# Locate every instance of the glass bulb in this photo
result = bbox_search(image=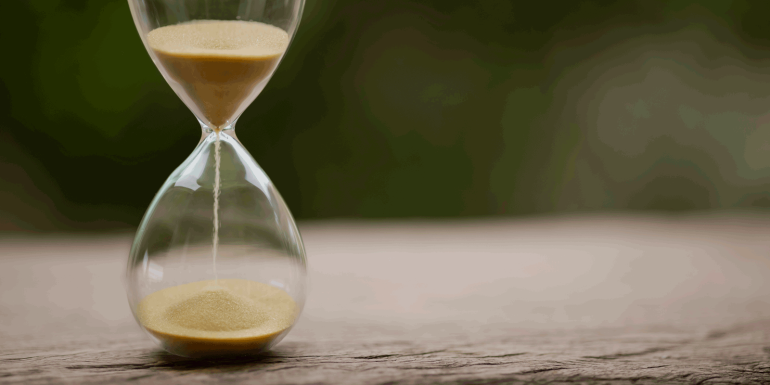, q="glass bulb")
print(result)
[126,128,307,357]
